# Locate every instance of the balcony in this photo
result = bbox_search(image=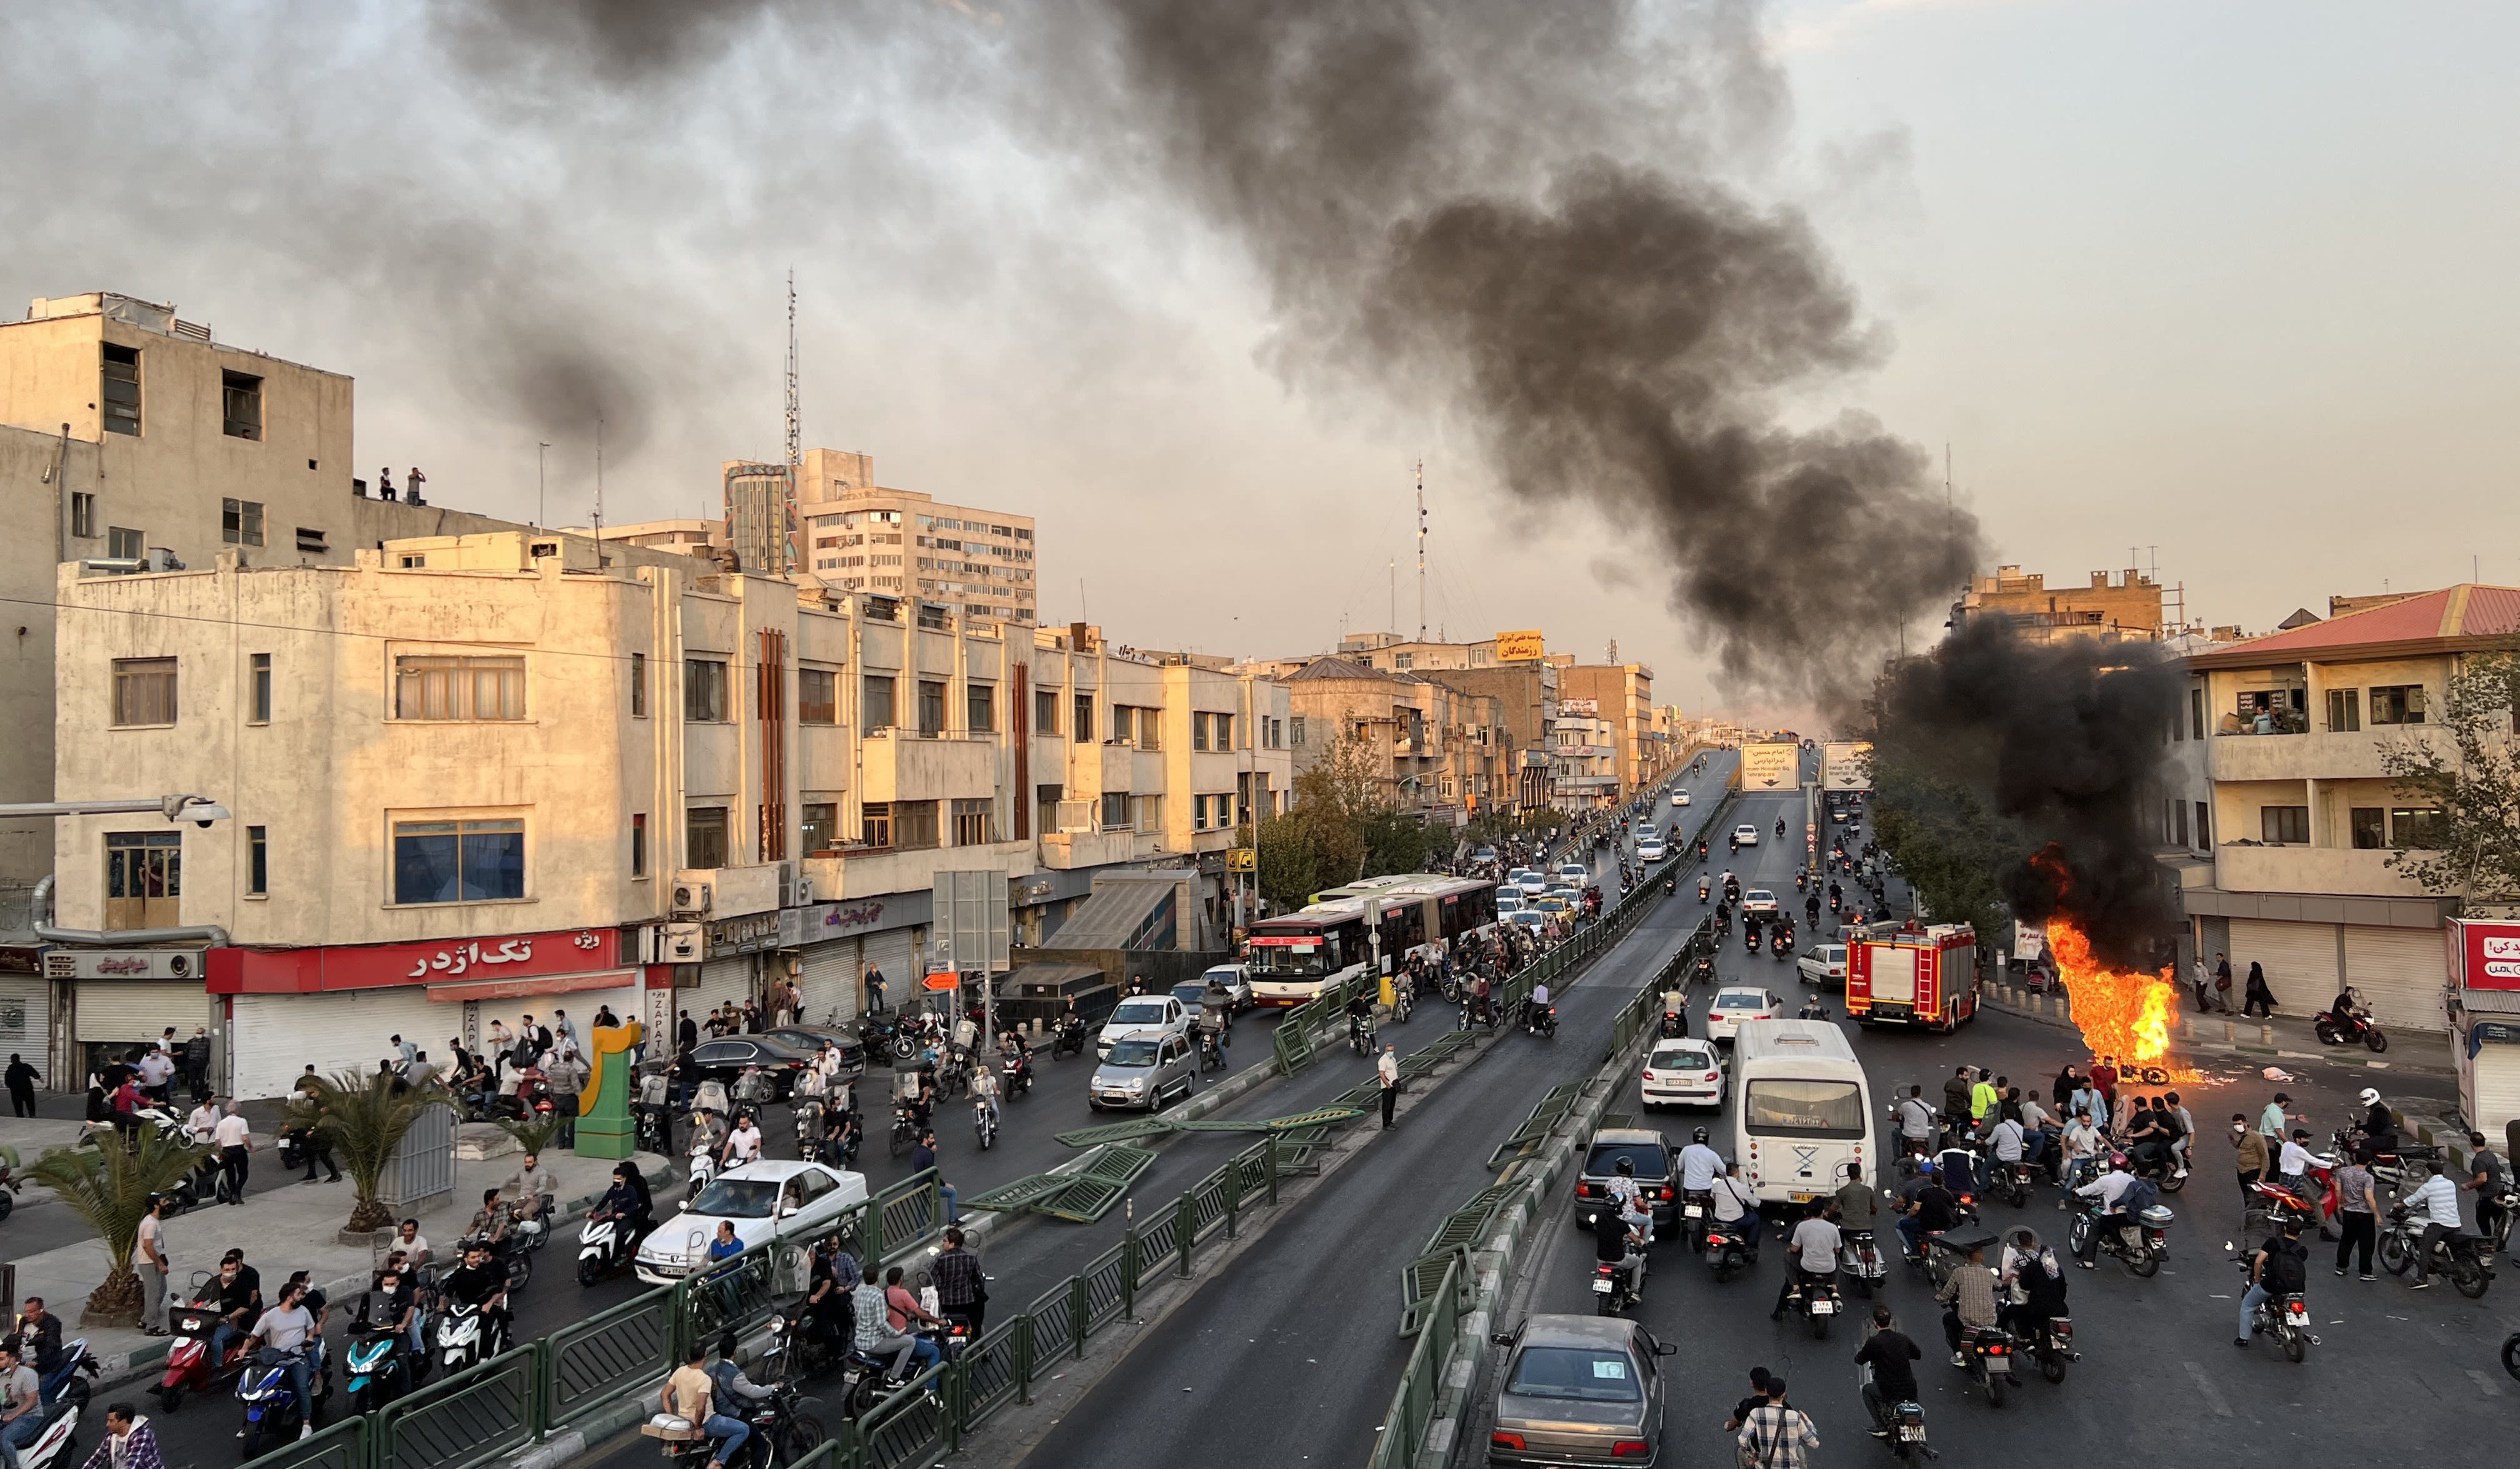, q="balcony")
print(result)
[1039,828,1156,869]
[859,728,998,804]
[2214,843,2436,898]
[801,839,1033,903]
[2208,724,2455,783]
